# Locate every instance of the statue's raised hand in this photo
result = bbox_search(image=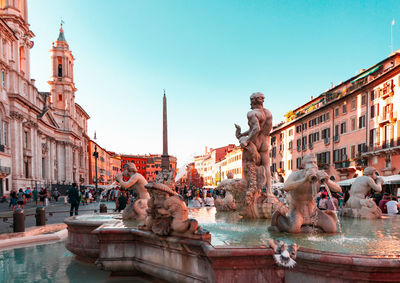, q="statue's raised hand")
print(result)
[115,172,123,182]
[234,124,242,139]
